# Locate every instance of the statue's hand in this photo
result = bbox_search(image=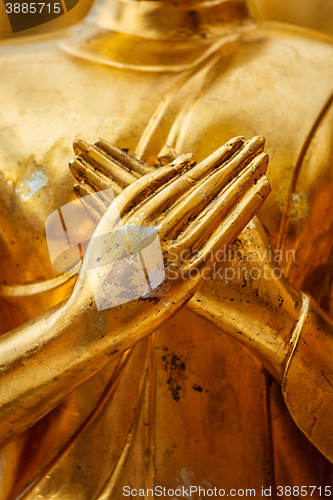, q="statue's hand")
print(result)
[188,216,303,381]
[68,136,270,345]
[69,136,302,383]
